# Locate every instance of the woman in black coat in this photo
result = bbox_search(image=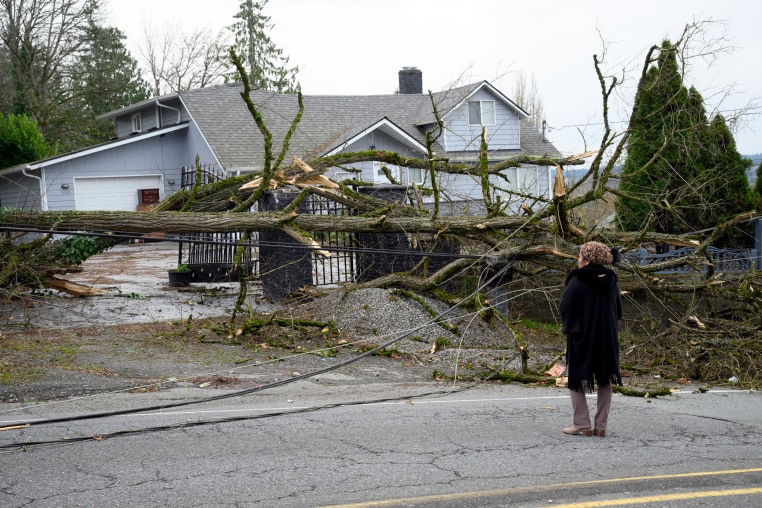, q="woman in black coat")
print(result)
[560,241,622,437]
